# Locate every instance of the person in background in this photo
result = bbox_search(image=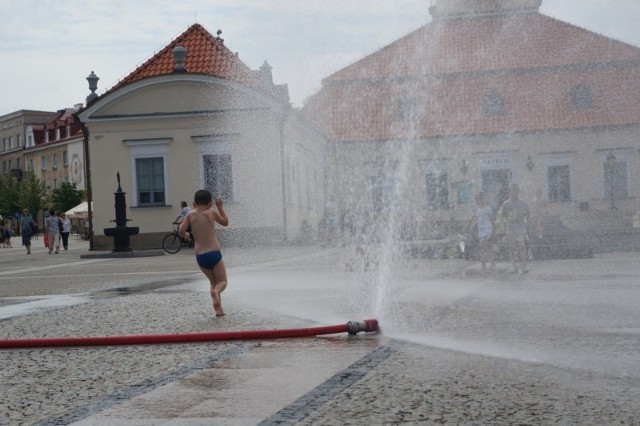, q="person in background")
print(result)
[467,192,495,271]
[1,224,10,248]
[46,209,61,254]
[59,212,71,251]
[173,201,191,224]
[20,209,34,254]
[499,184,530,274]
